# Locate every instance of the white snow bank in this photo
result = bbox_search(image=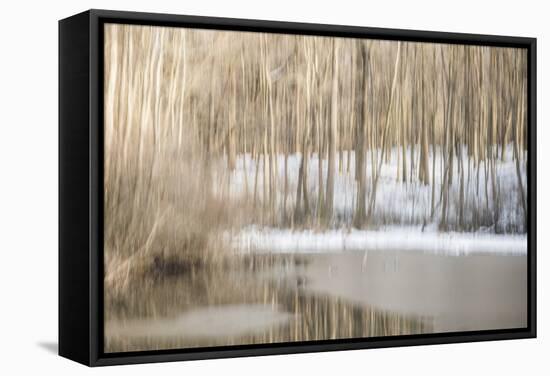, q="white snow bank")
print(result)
[218,145,527,233]
[229,227,527,256]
